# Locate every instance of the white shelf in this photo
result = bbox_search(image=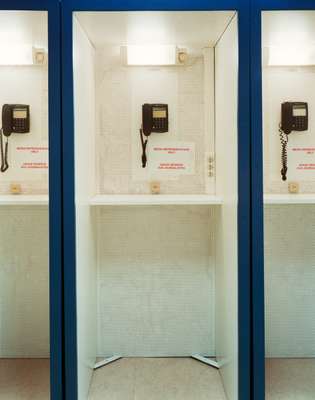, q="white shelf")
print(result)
[3,193,313,205]
[264,194,315,204]
[90,194,222,206]
[0,195,48,205]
